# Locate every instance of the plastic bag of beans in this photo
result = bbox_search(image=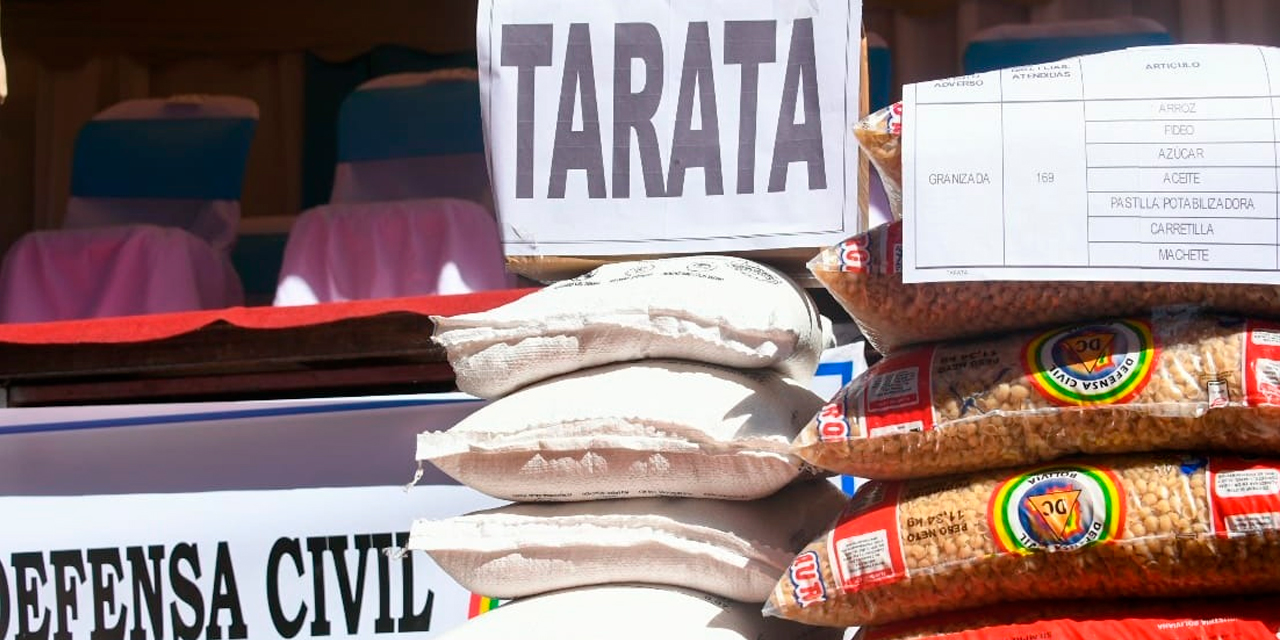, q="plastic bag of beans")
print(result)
[841,103,1280,355]
[794,310,1280,480]
[853,102,903,220]
[809,219,1280,355]
[763,452,1280,628]
[856,597,1280,640]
